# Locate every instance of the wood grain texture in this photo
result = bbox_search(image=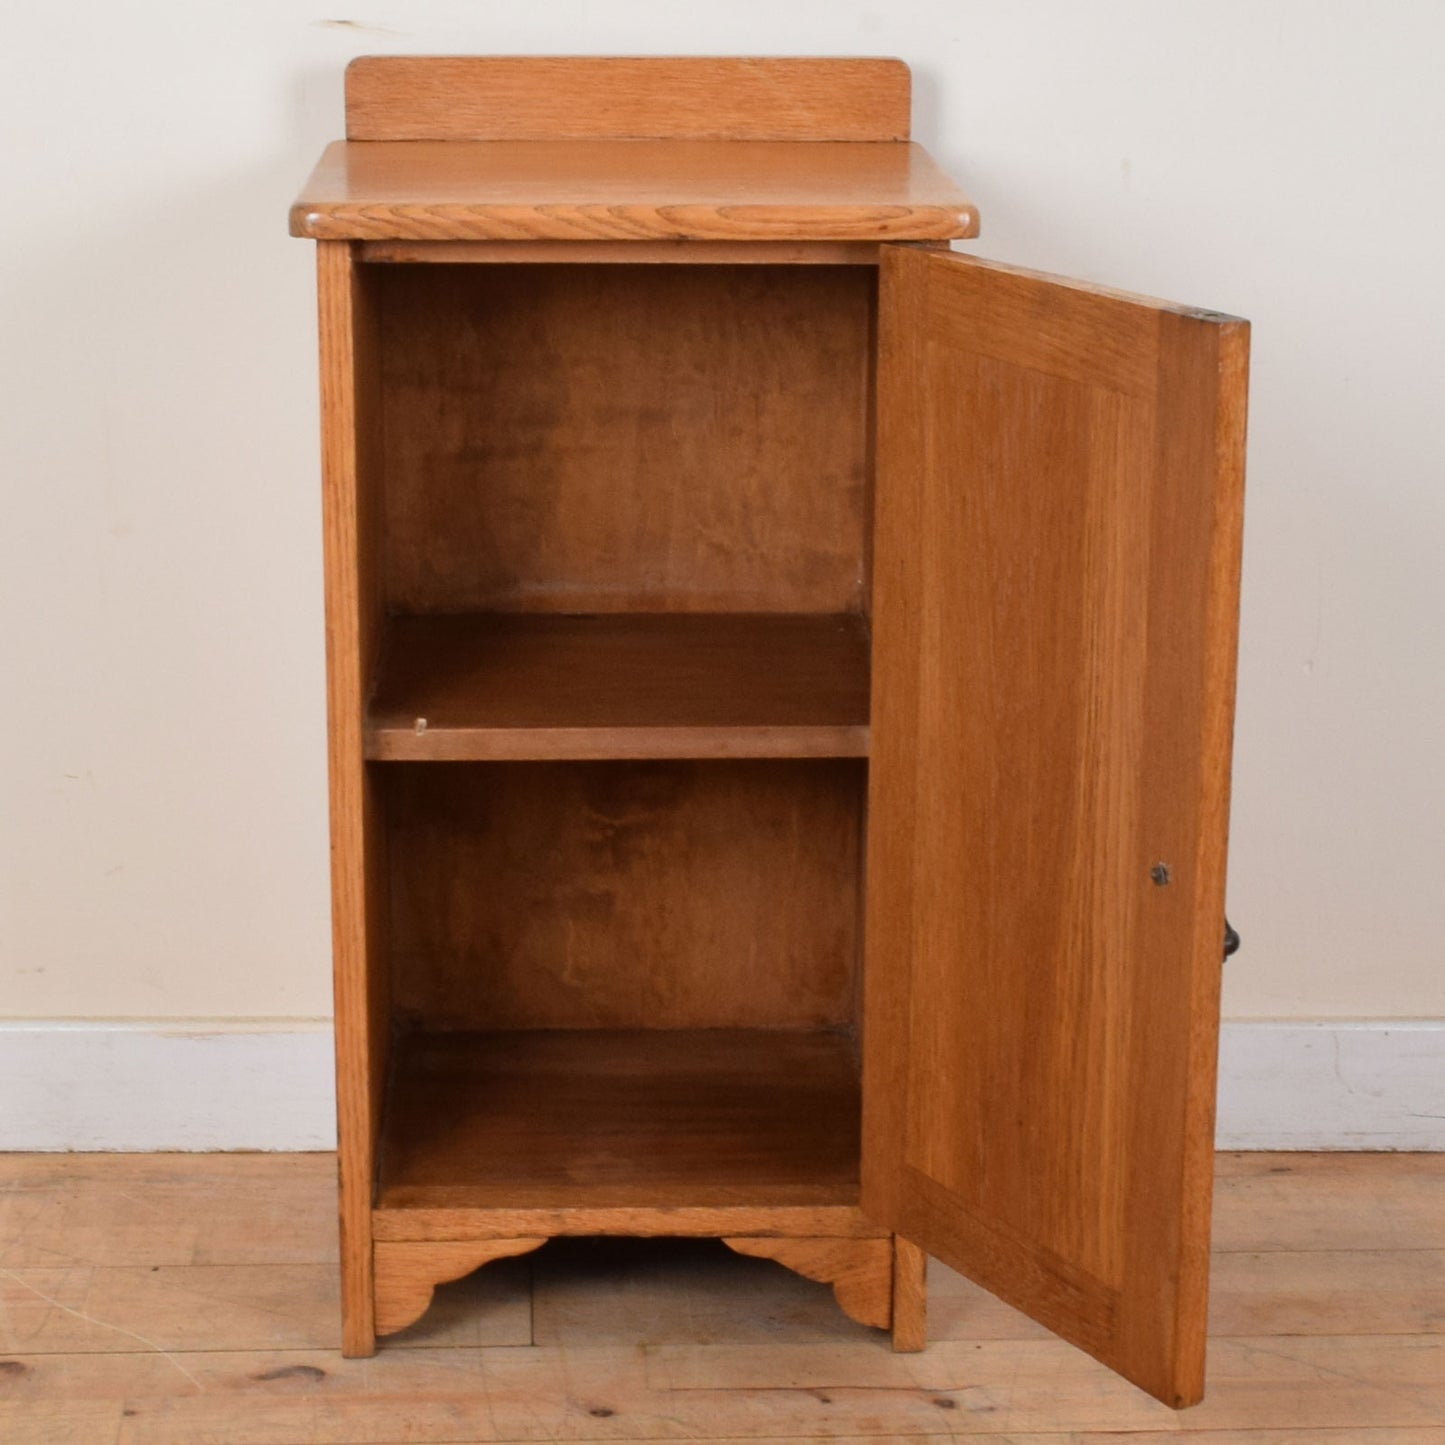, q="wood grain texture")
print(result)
[1212,1151,1445,1253]
[372,1238,545,1337]
[930,1246,1445,1343]
[631,1335,1445,1434]
[7,1150,1436,1261]
[316,240,388,1358]
[1153,290,1250,1405]
[722,1236,893,1331]
[4,1152,1445,1442]
[14,1329,1445,1445]
[344,56,914,142]
[372,1204,884,1243]
[0,1265,344,1354]
[357,239,900,265]
[384,761,864,1032]
[367,613,869,761]
[375,1030,862,1212]
[10,1334,1445,1442]
[373,262,873,615]
[891,1235,928,1352]
[861,247,1249,1407]
[0,1153,340,1266]
[0,1259,532,1354]
[289,139,978,242]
